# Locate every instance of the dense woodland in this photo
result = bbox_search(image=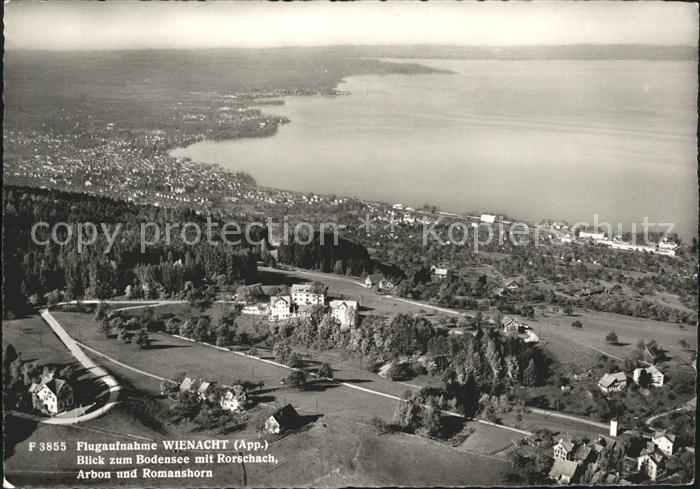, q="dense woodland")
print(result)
[2,187,259,316]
